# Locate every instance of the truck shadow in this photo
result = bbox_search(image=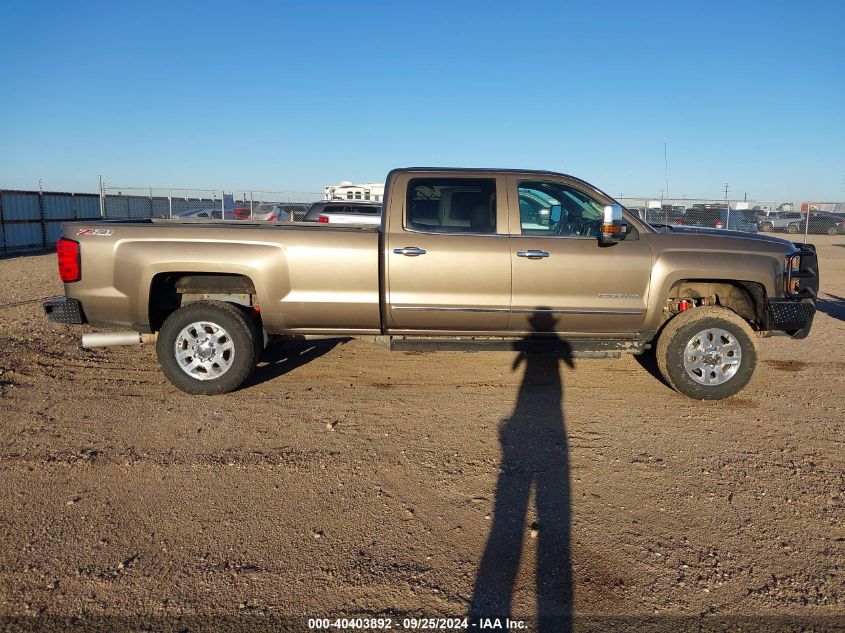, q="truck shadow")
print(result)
[469,310,574,632]
[632,350,671,388]
[816,293,845,323]
[247,337,351,386]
